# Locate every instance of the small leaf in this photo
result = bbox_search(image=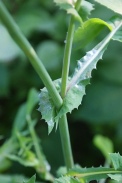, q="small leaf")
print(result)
[108,174,122,182]
[79,0,94,21]
[109,153,122,170]
[93,135,114,161]
[109,16,122,42]
[24,175,36,183]
[94,0,122,15]
[54,176,80,183]
[38,86,57,134]
[73,18,112,49]
[53,0,82,22]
